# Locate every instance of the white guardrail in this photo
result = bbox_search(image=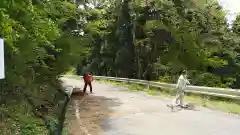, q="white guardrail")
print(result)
[65,75,240,100]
